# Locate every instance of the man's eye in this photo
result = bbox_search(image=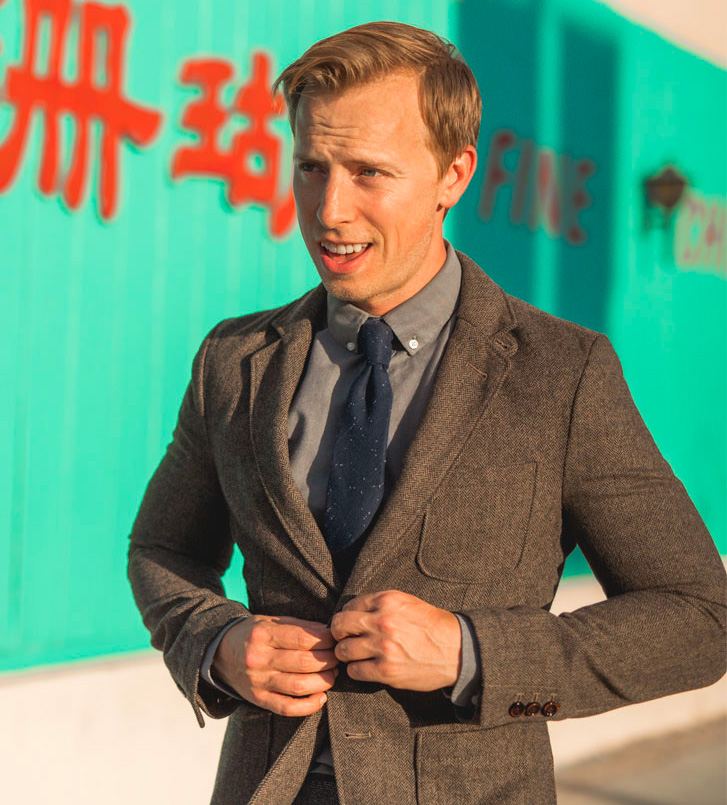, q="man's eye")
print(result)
[298,162,319,173]
[360,168,380,178]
